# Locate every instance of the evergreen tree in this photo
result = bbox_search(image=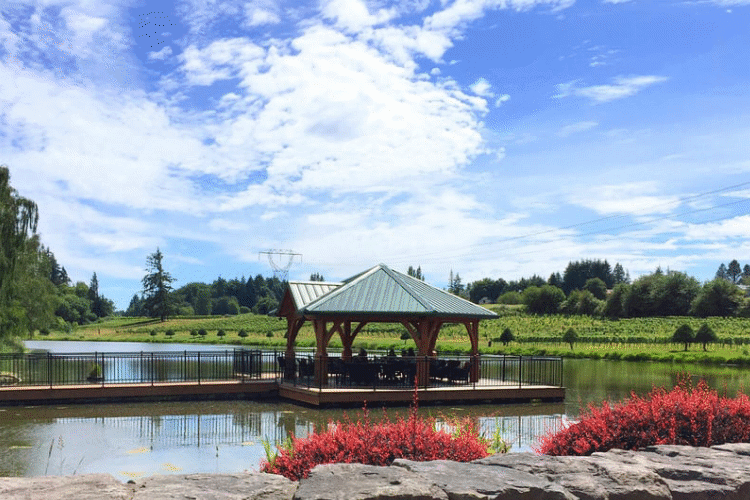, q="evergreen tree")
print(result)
[716,263,728,281]
[195,287,211,315]
[727,259,742,284]
[309,272,325,281]
[141,248,175,322]
[125,294,144,317]
[612,263,629,285]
